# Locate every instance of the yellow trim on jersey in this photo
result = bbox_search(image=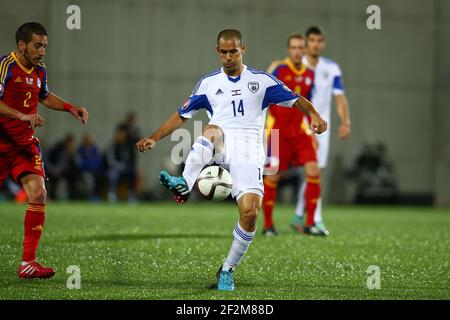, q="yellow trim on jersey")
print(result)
[38,61,46,69]
[265,111,276,131]
[0,55,14,84]
[267,57,306,77]
[306,177,320,184]
[283,58,306,76]
[267,59,284,74]
[11,51,34,75]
